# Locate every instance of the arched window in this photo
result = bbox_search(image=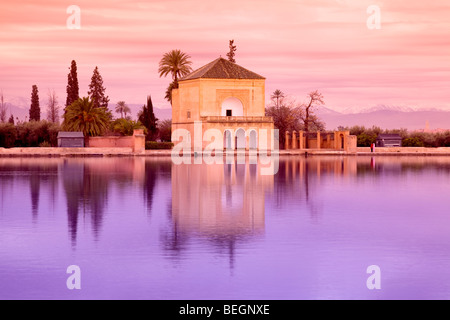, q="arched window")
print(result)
[249,130,257,150]
[221,97,243,117]
[235,128,246,149]
[223,130,233,150]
